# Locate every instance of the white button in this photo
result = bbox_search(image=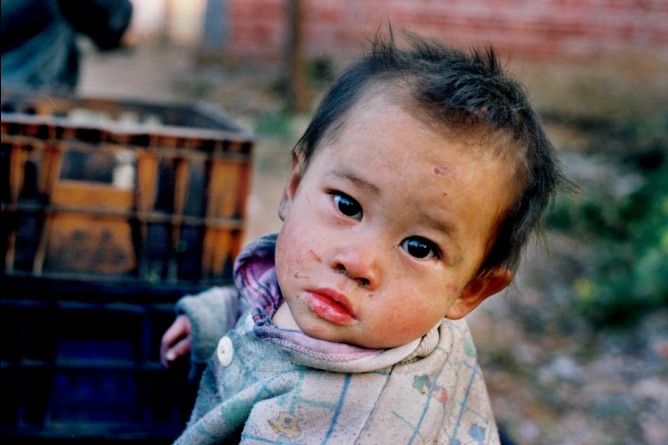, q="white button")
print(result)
[216,336,234,367]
